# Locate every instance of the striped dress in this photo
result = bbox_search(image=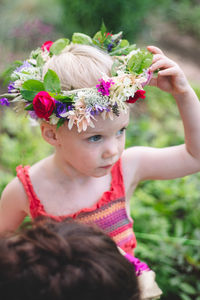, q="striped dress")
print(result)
[16,159,137,254]
[17,160,163,299]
